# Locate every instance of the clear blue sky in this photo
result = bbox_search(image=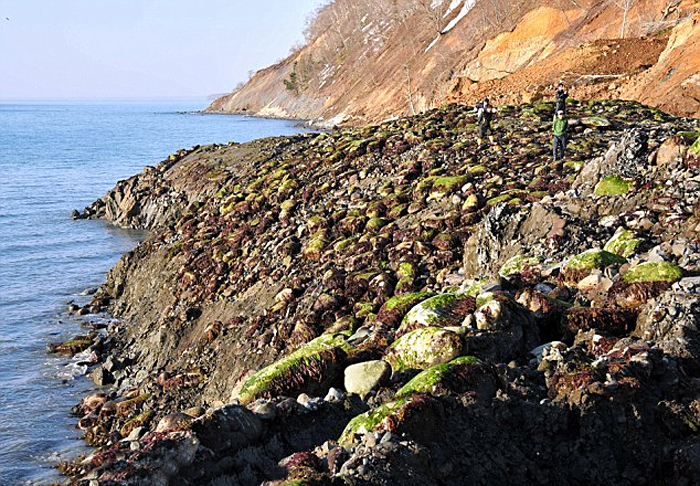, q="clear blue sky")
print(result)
[0,0,326,100]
